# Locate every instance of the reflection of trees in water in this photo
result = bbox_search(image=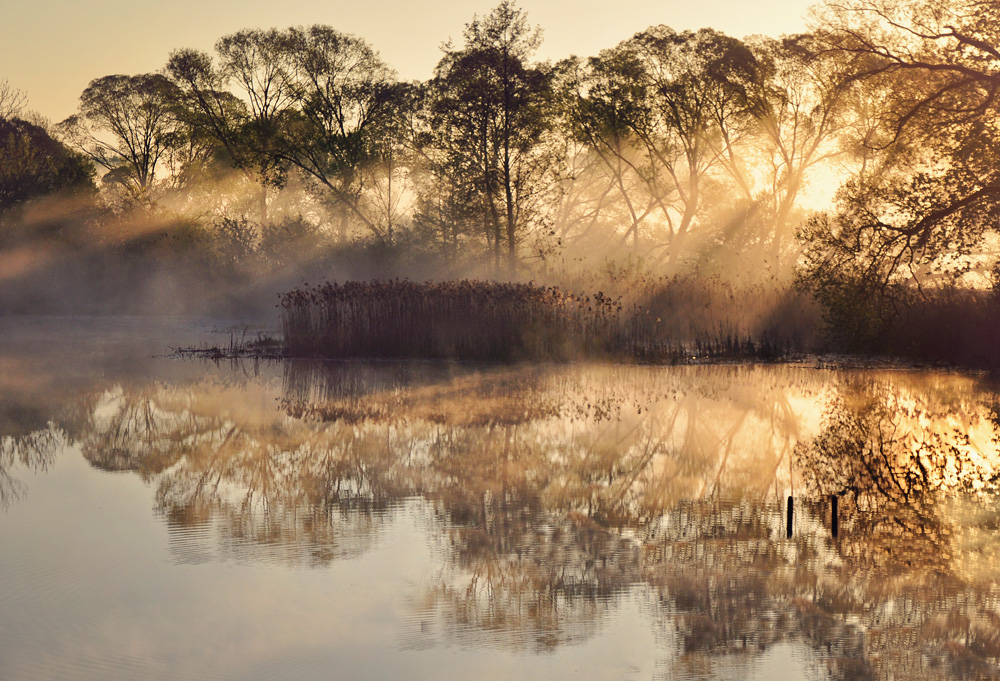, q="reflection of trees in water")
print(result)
[793,377,999,573]
[0,426,61,509]
[796,378,998,505]
[80,385,190,479]
[638,499,870,677]
[790,377,1000,680]
[284,362,817,517]
[280,363,825,652]
[410,421,641,651]
[74,378,423,566]
[6,358,1000,676]
[0,396,69,508]
[404,509,638,652]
